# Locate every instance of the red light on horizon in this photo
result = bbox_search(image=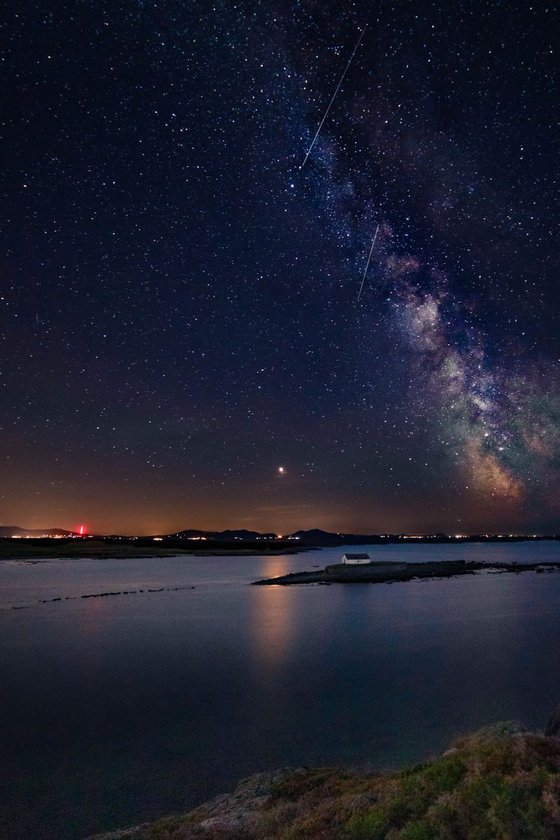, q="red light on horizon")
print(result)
[78,525,86,536]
